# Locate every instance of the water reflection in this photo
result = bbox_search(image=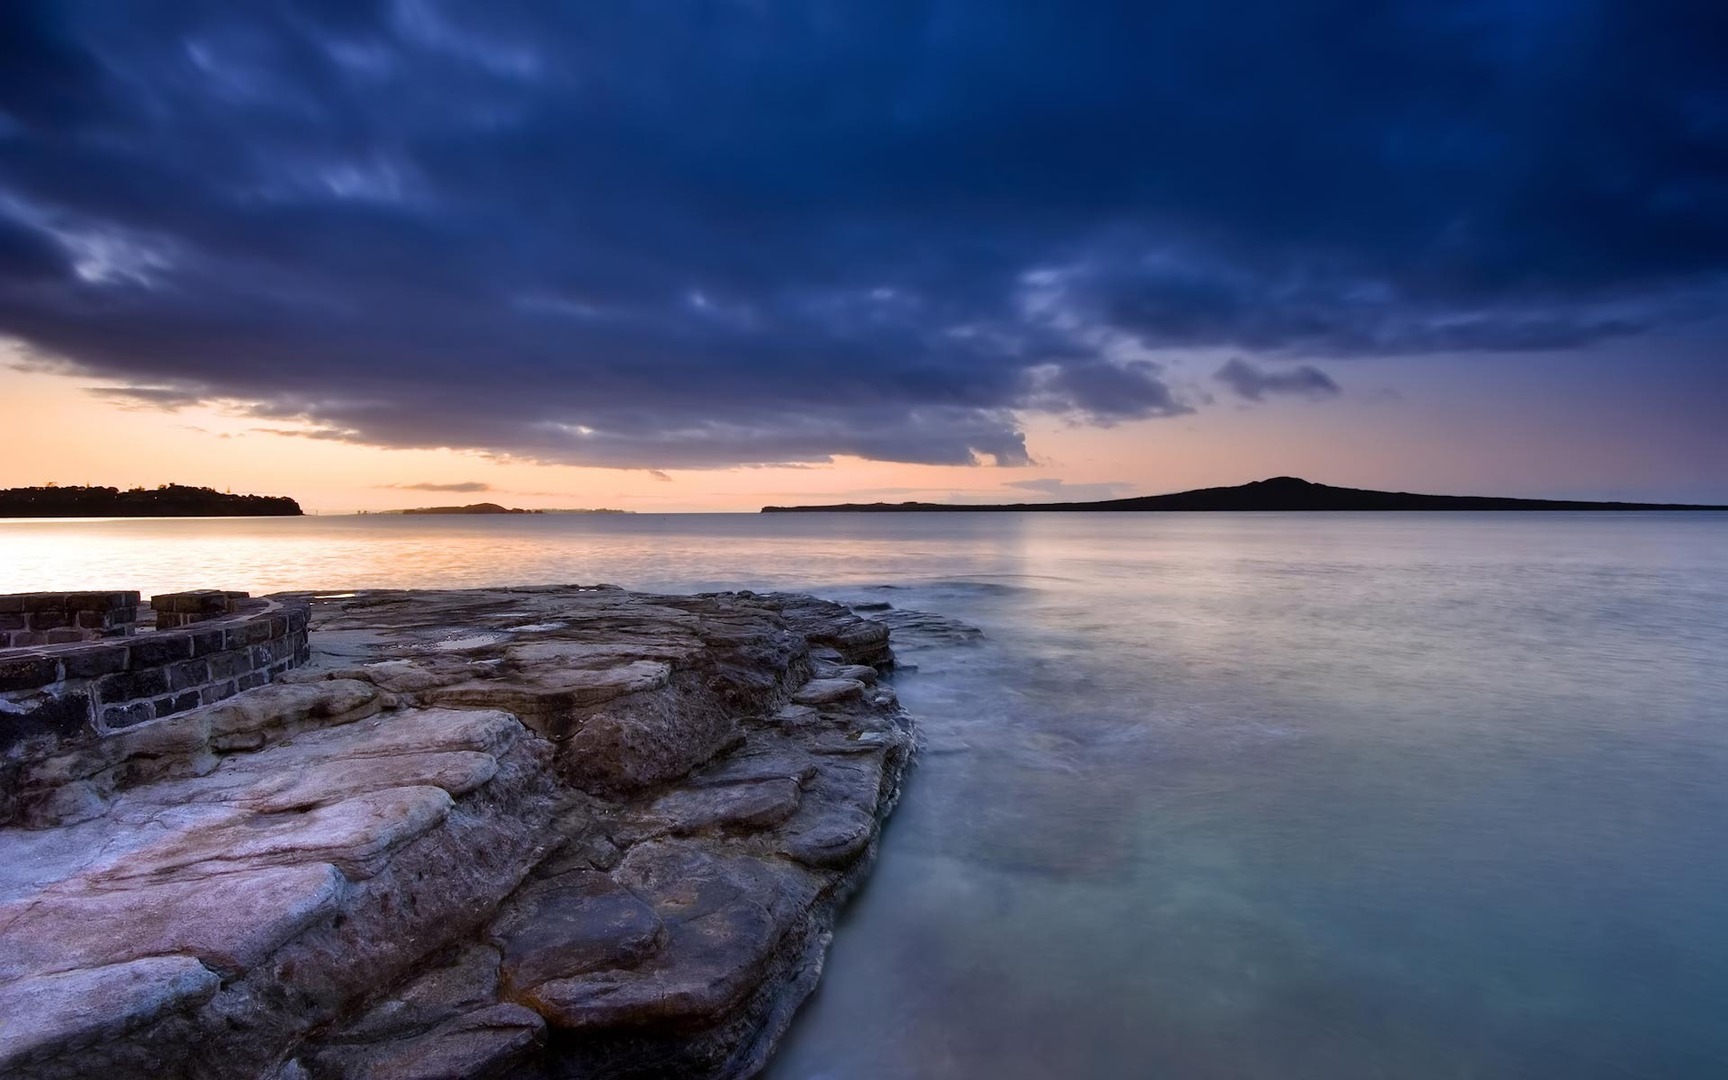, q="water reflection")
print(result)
[4,512,1727,1077]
